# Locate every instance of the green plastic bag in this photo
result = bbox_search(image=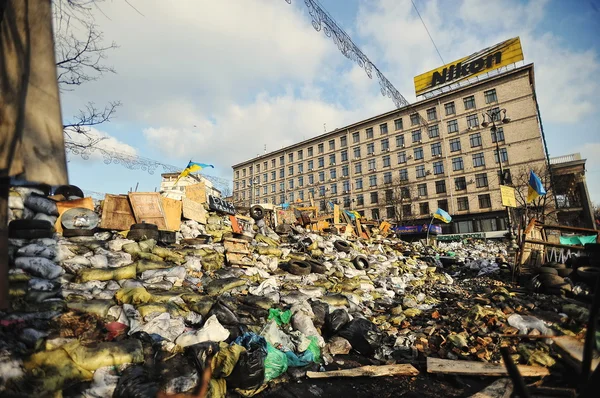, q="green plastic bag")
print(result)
[264,343,288,381]
[306,336,321,363]
[267,309,292,325]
